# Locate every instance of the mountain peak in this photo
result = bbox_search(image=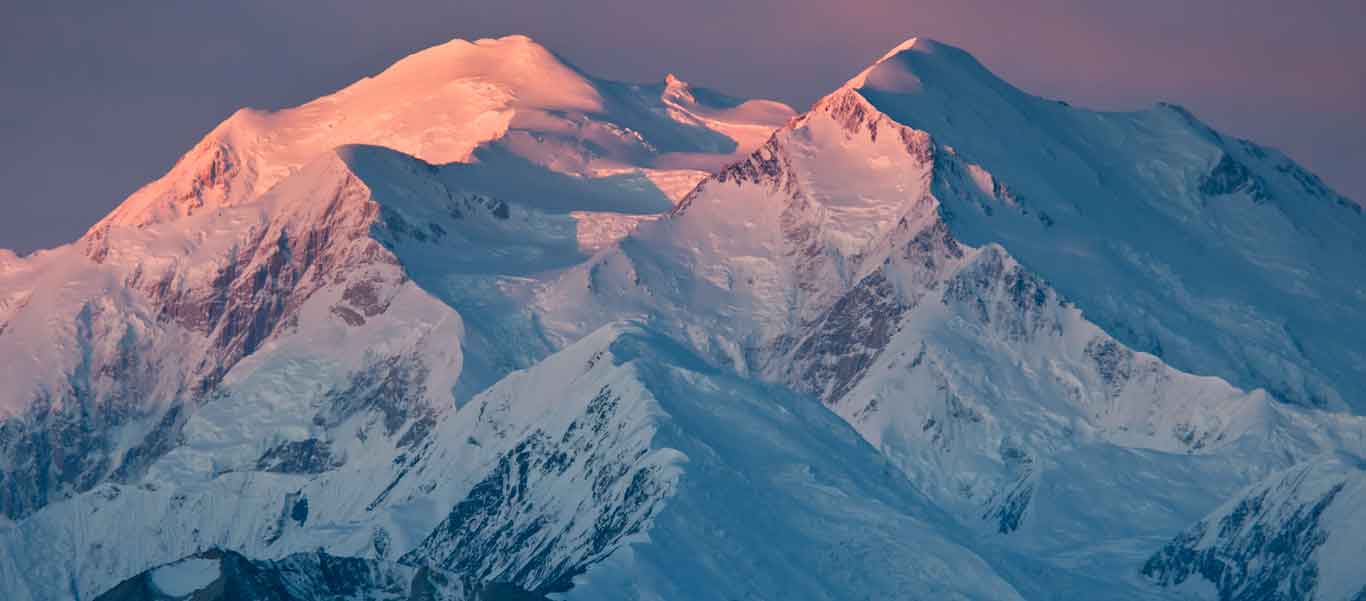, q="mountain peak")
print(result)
[845,35,994,93]
[874,36,927,61]
[477,32,541,46]
[661,72,698,105]
[84,34,797,234]
[390,33,564,72]
[358,33,600,112]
